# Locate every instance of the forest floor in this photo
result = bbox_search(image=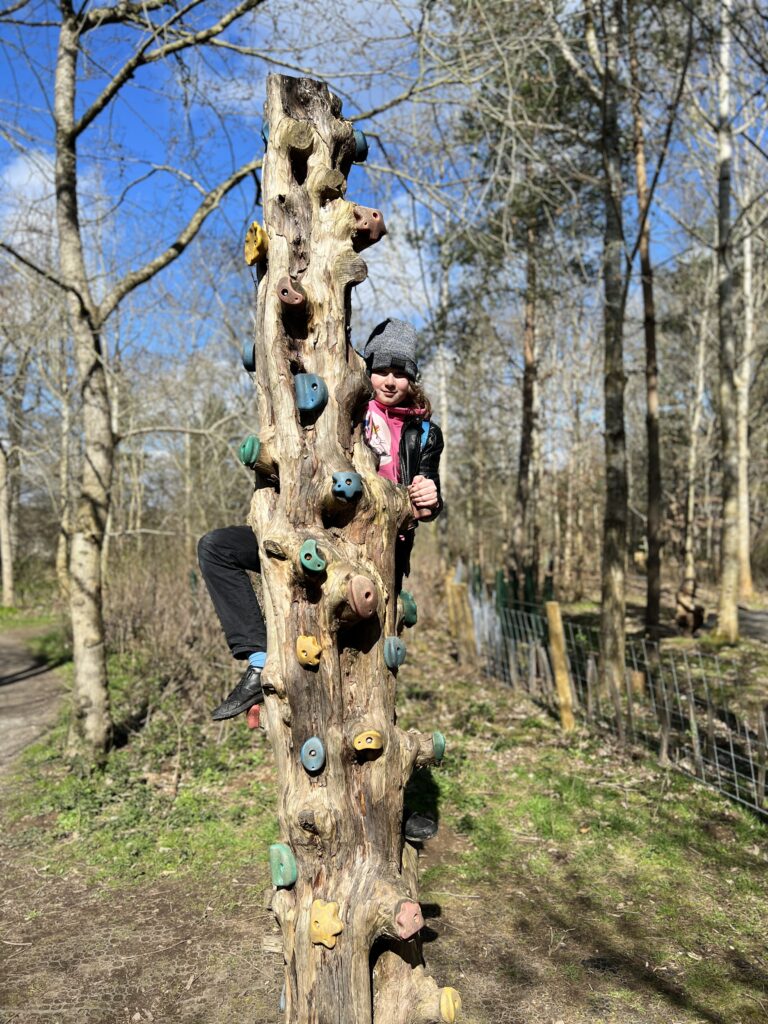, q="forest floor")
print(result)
[1,608,767,1024]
